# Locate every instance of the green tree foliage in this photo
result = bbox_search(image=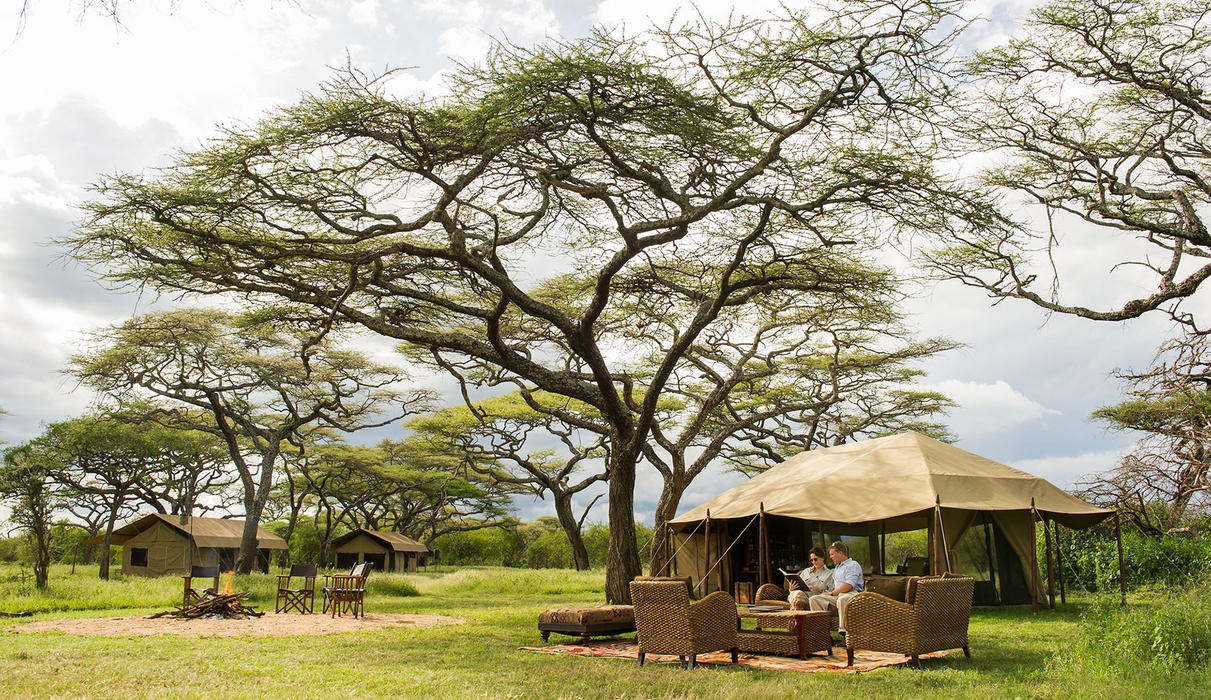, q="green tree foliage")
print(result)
[931,0,1211,331]
[1085,334,1211,535]
[67,308,433,573]
[0,444,57,589]
[407,393,607,570]
[66,2,989,601]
